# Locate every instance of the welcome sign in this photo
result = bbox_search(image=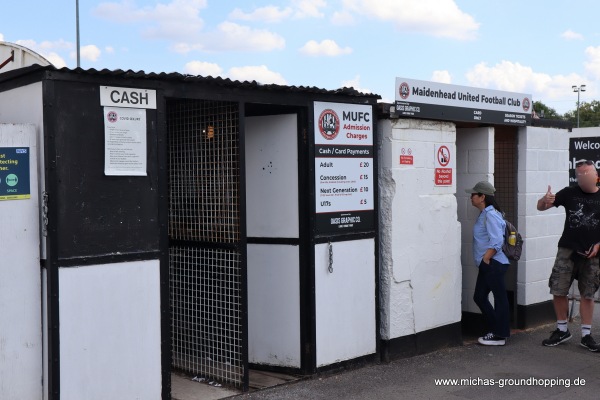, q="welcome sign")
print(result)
[569,137,600,186]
